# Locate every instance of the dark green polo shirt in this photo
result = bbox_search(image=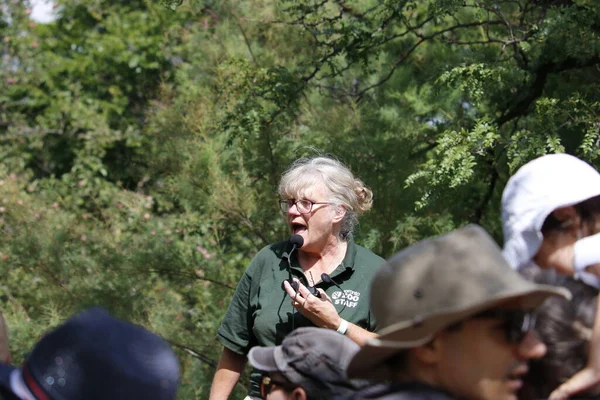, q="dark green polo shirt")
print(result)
[217,237,385,397]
